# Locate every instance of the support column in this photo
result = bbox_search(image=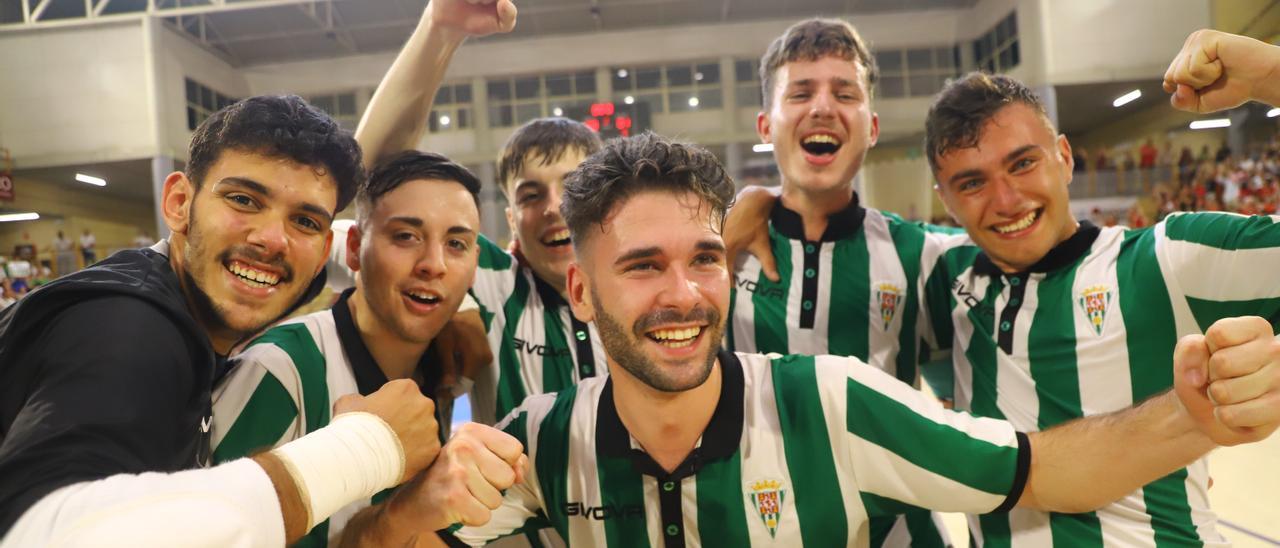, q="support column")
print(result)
[151,155,174,240]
